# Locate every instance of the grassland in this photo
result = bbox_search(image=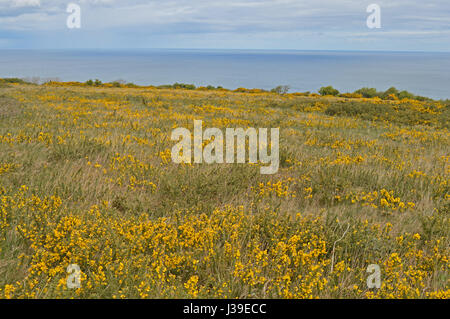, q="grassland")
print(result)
[0,82,448,299]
